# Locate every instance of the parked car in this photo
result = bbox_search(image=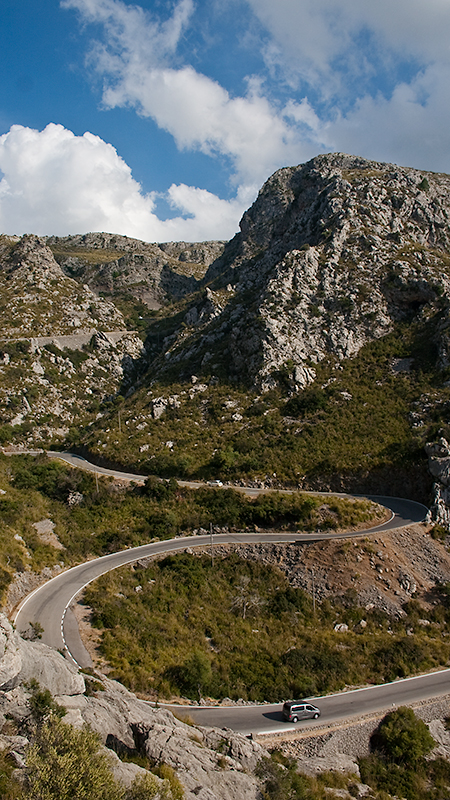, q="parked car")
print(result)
[282,700,321,722]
